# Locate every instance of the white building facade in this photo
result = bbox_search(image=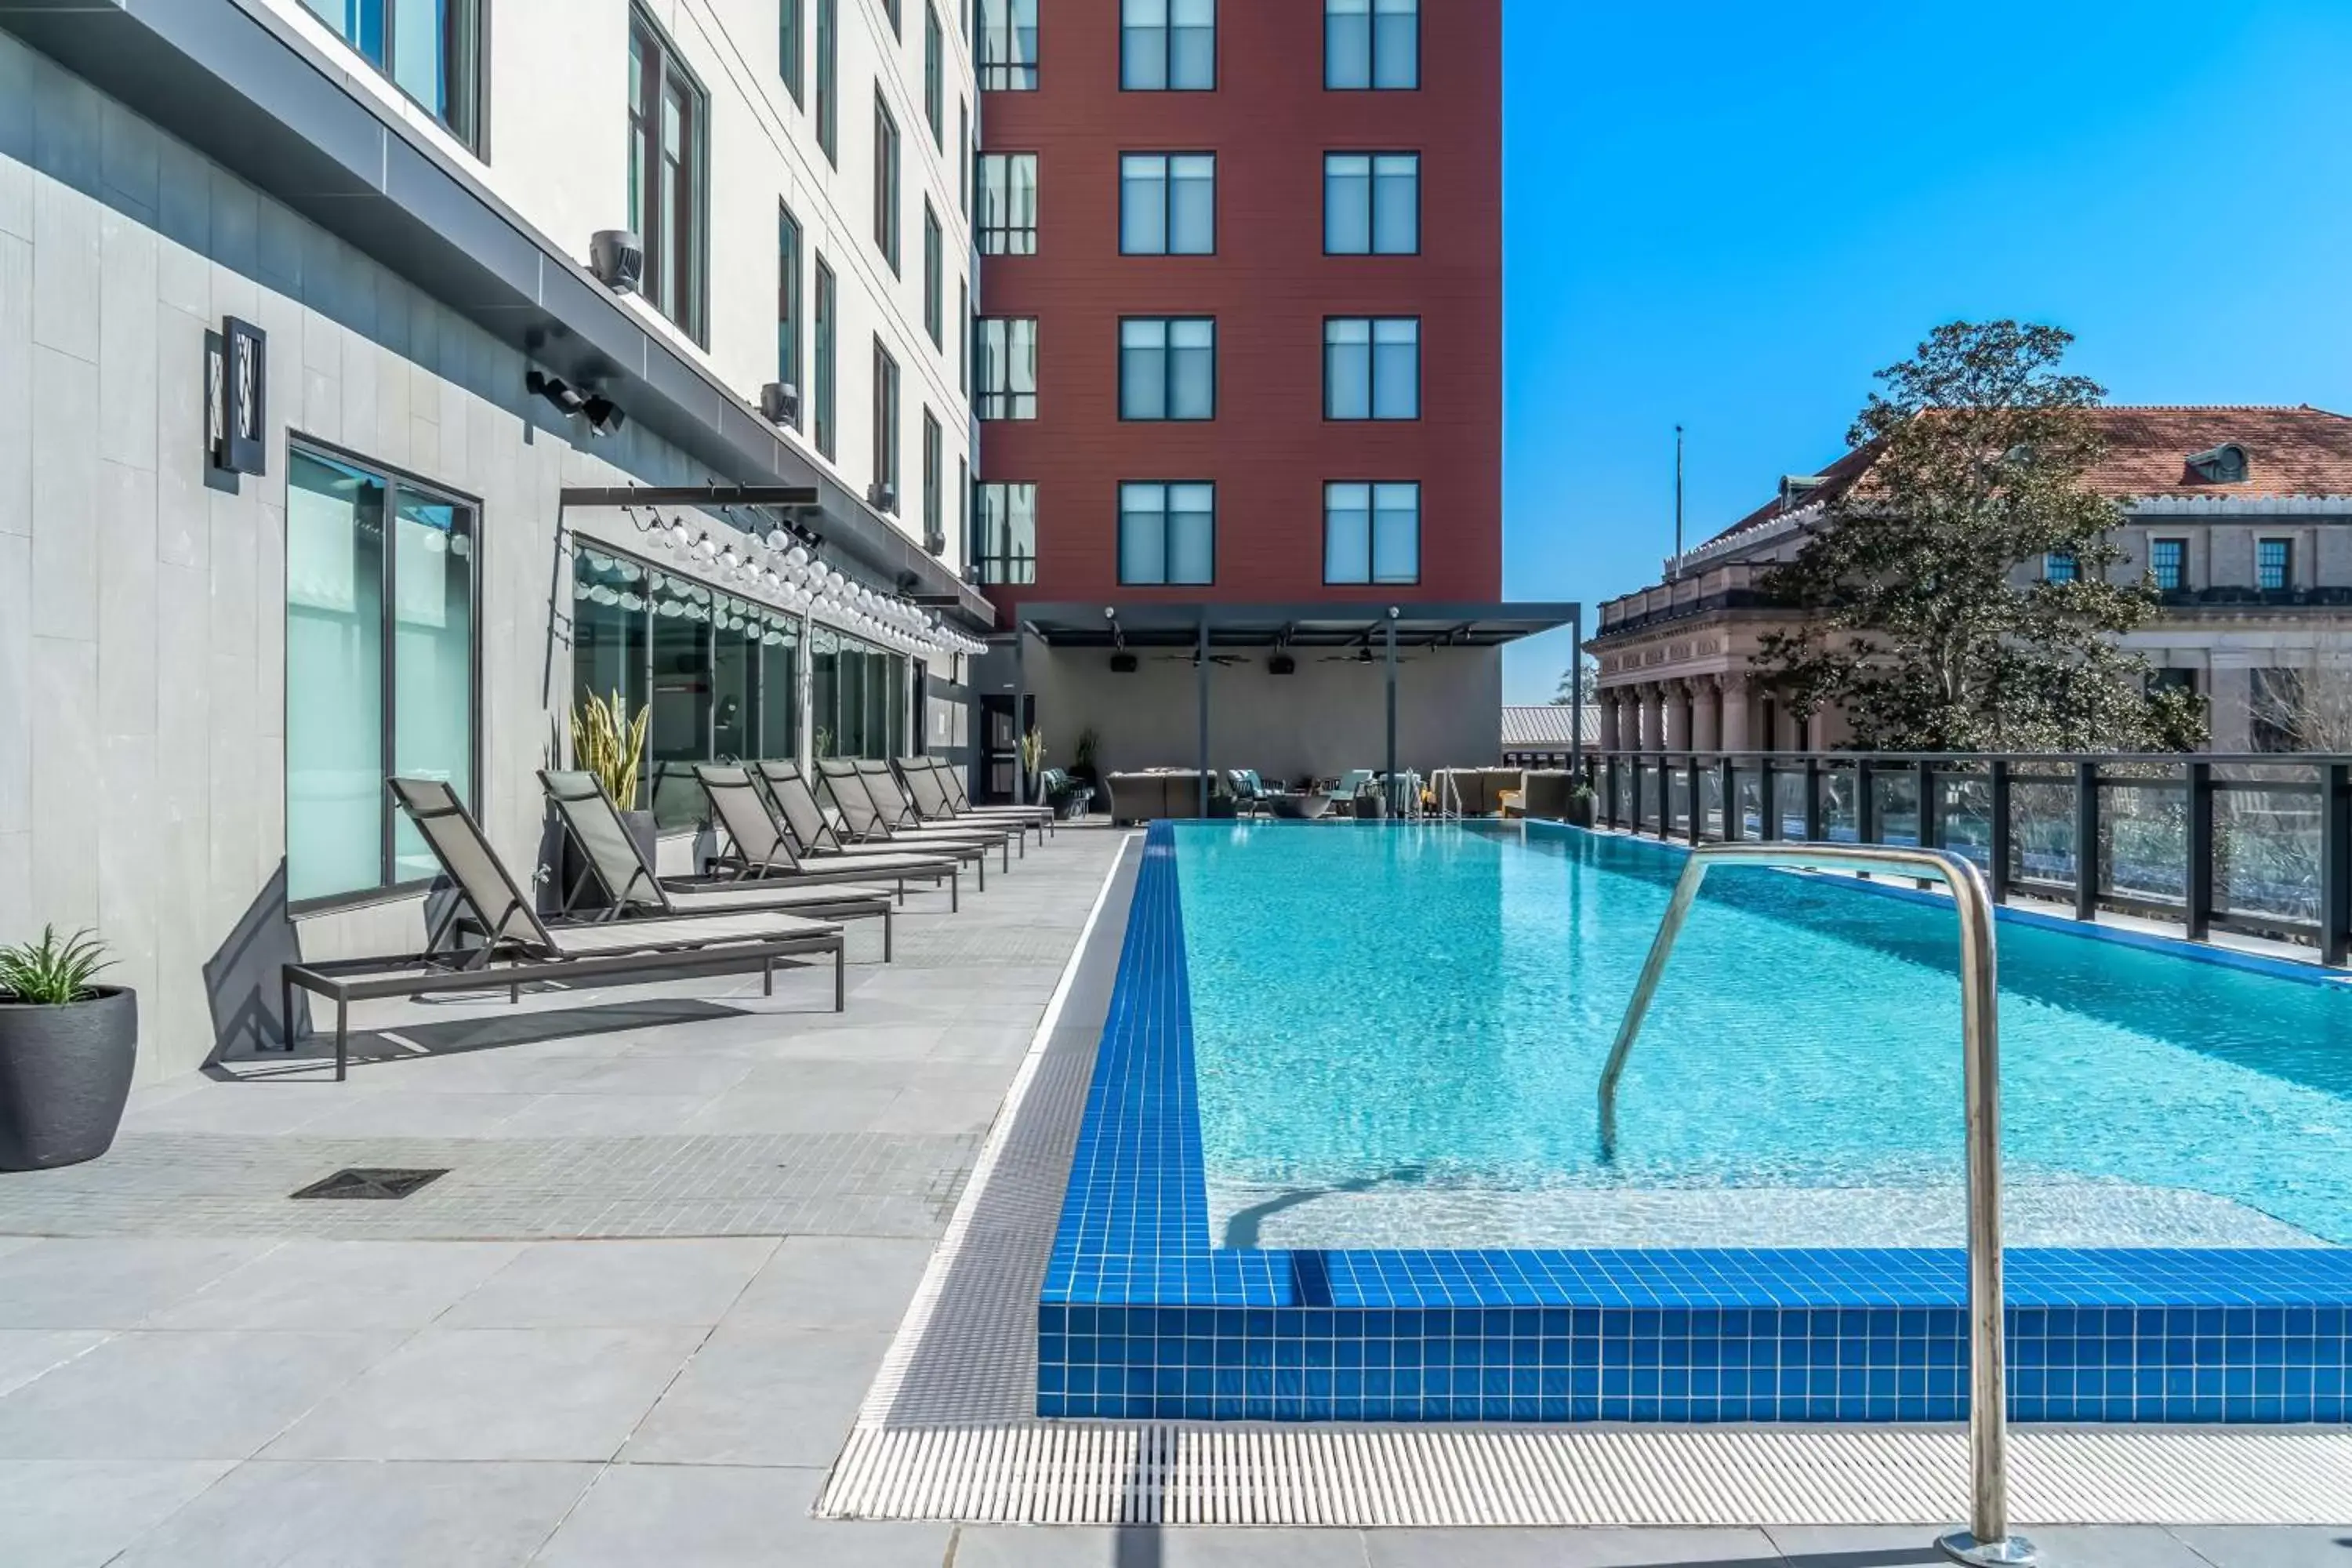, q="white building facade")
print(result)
[0,0,989,1080]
